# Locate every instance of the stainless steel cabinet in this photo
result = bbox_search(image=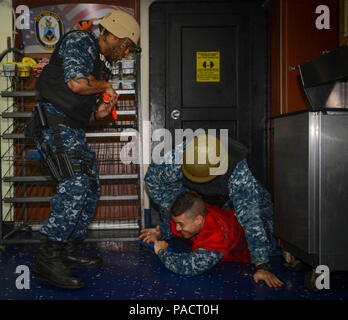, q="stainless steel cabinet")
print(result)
[274,110,348,271]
